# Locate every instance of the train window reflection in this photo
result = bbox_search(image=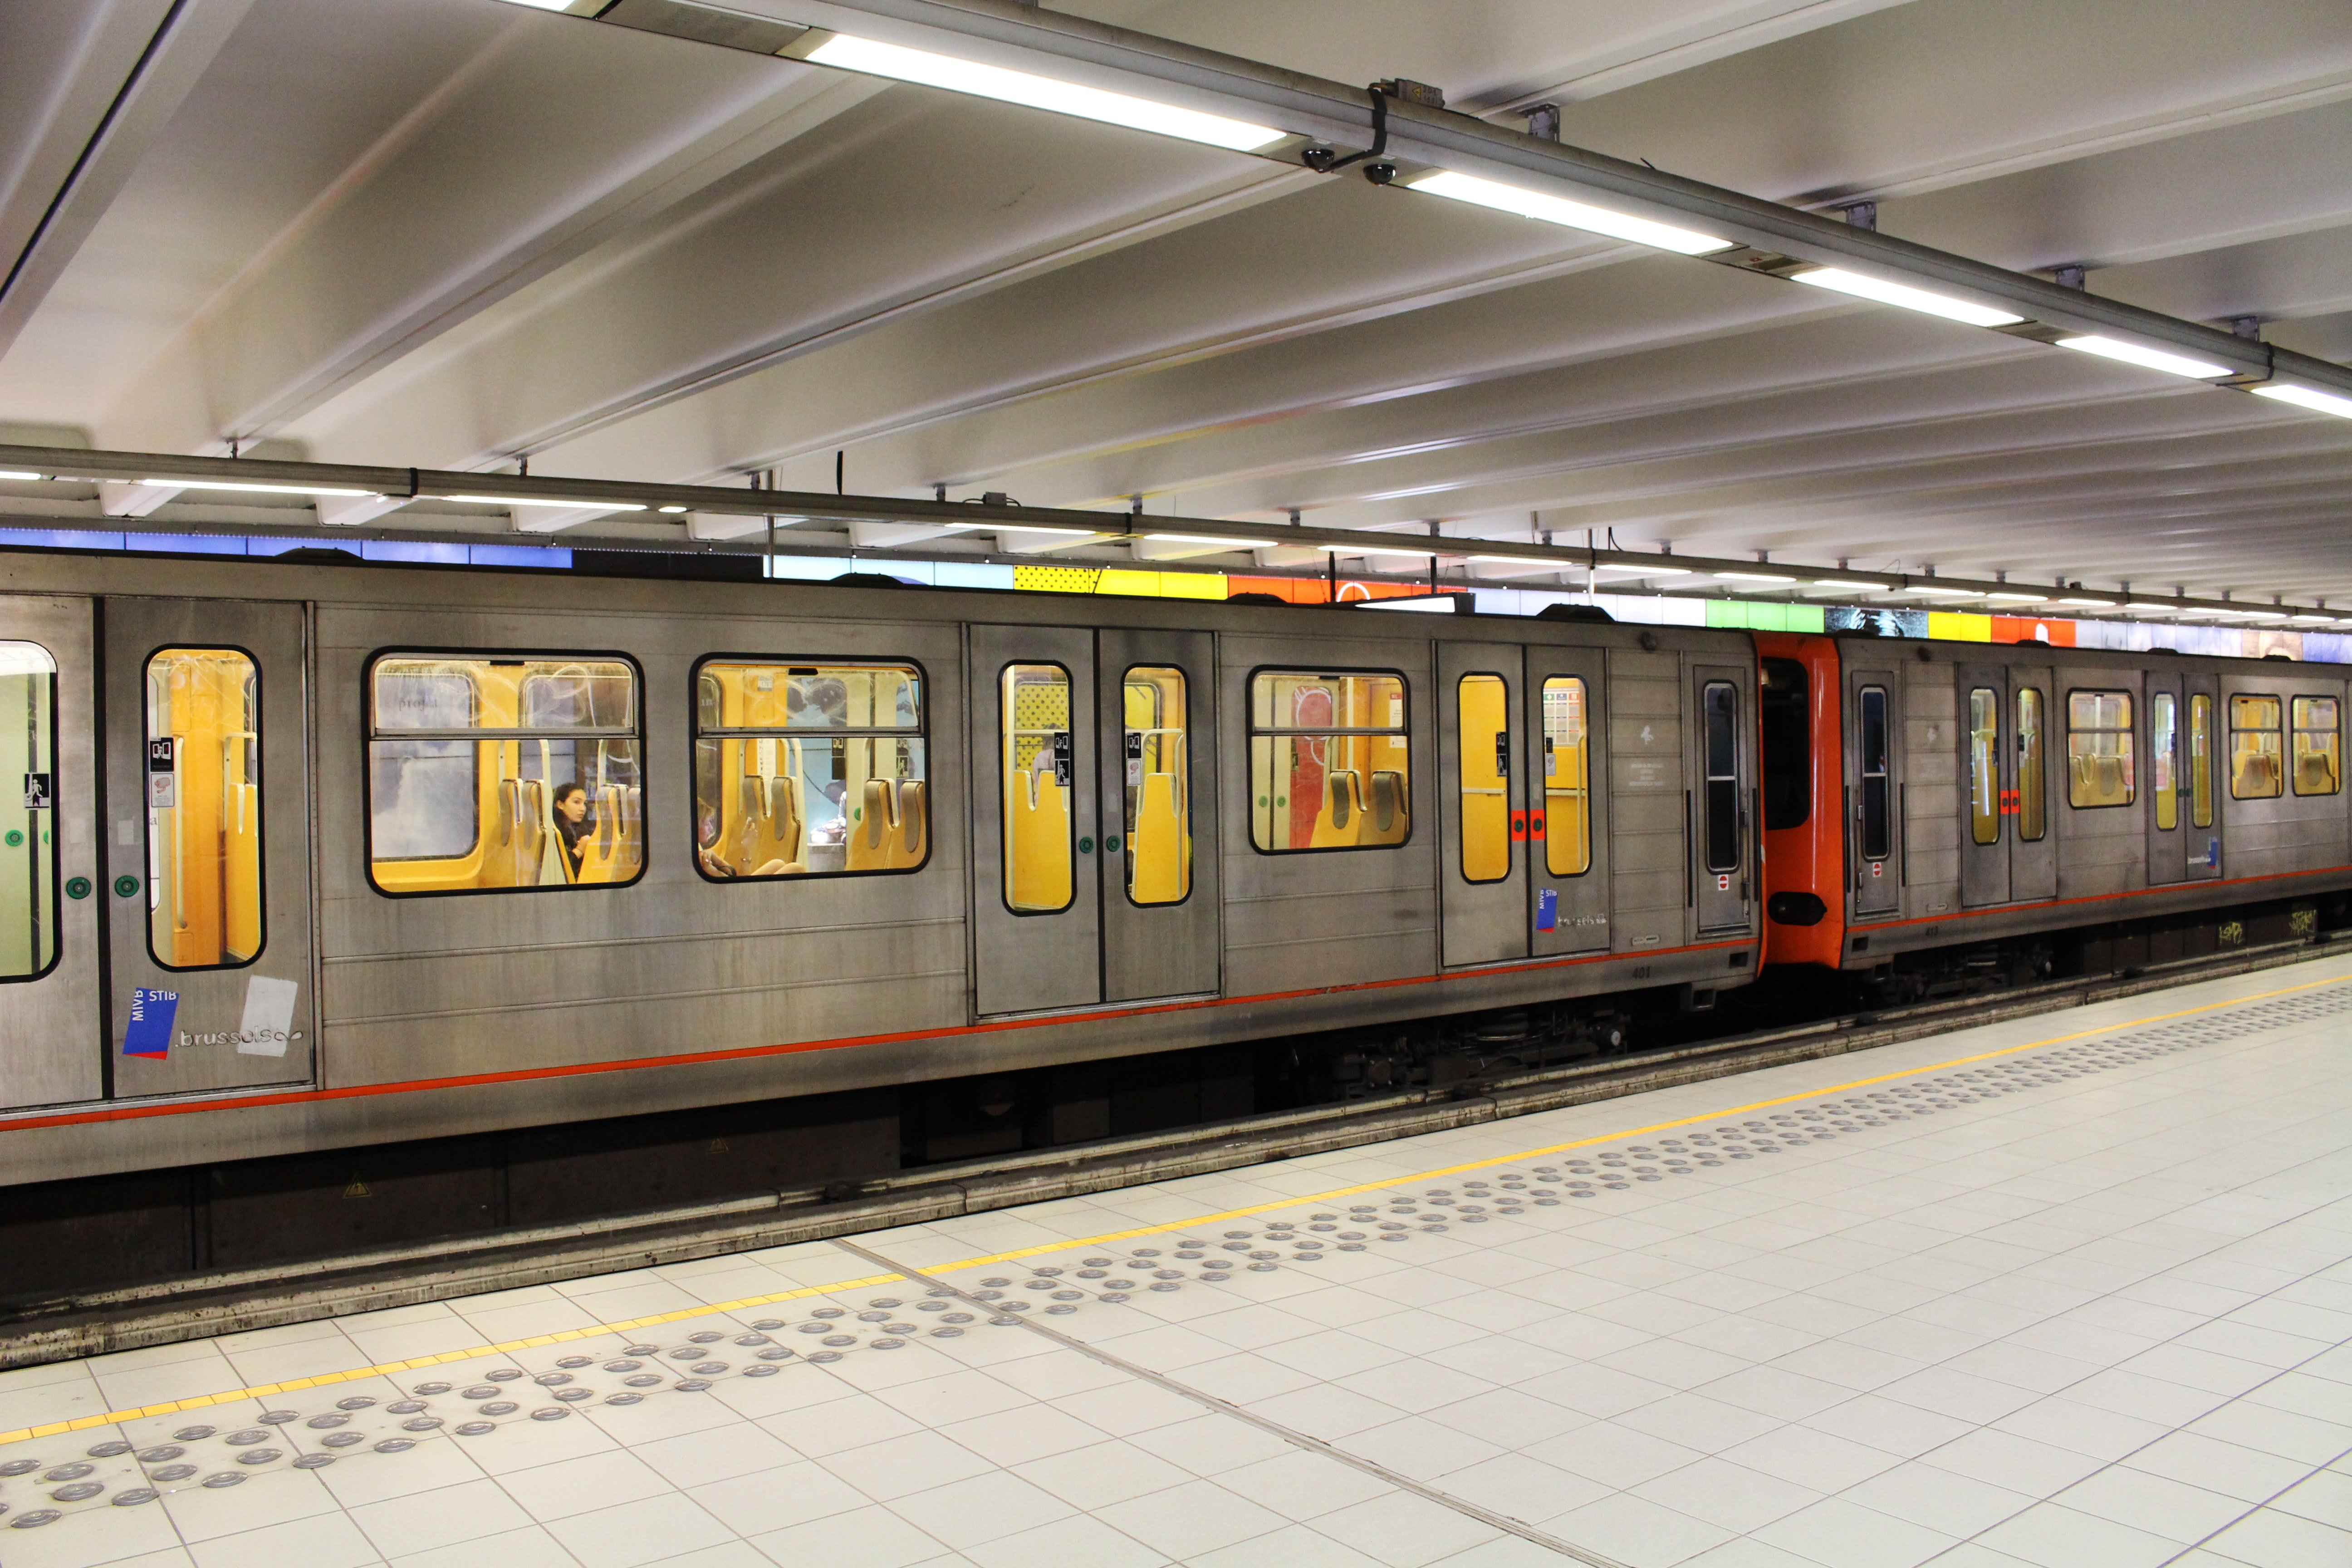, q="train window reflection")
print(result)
[1457,674,1509,884]
[2229,694,2282,799]
[1249,671,1410,853]
[1542,677,1591,877]
[2292,696,2339,796]
[146,649,262,968]
[2066,691,2135,808]
[2151,692,2178,832]
[0,642,58,983]
[2016,687,2047,841]
[1004,664,1073,912]
[694,662,926,881]
[1122,667,1190,905]
[1858,686,1890,862]
[1968,688,1999,846]
[368,654,643,895]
